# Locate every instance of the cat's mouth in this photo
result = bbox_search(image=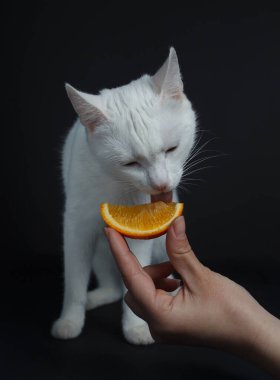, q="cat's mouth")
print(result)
[151,191,172,203]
